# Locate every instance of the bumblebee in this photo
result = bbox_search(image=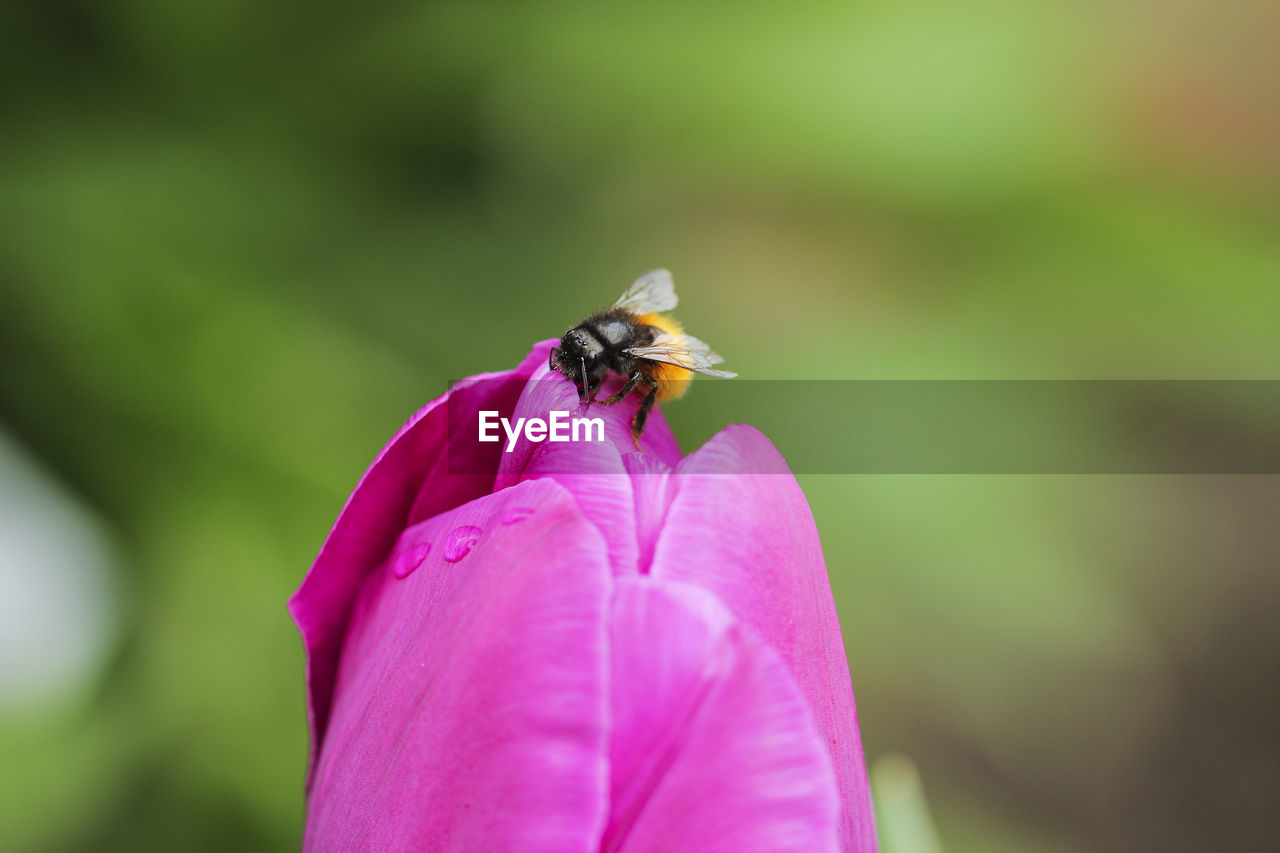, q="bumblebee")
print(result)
[550,269,736,444]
